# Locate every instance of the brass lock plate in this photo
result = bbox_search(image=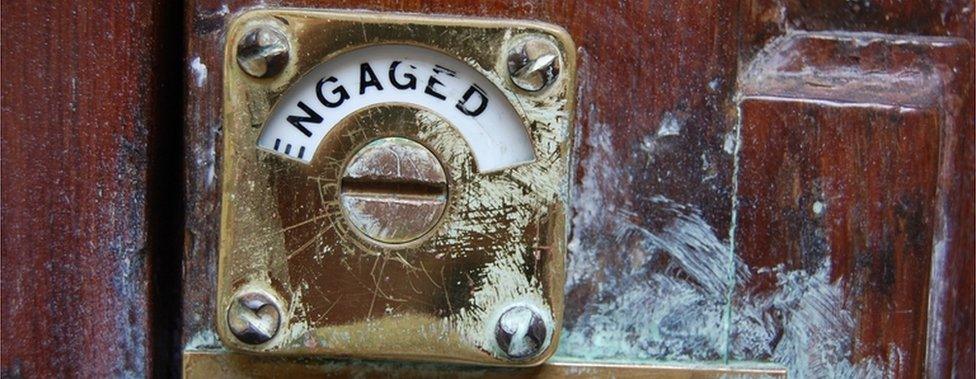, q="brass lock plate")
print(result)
[218,9,576,366]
